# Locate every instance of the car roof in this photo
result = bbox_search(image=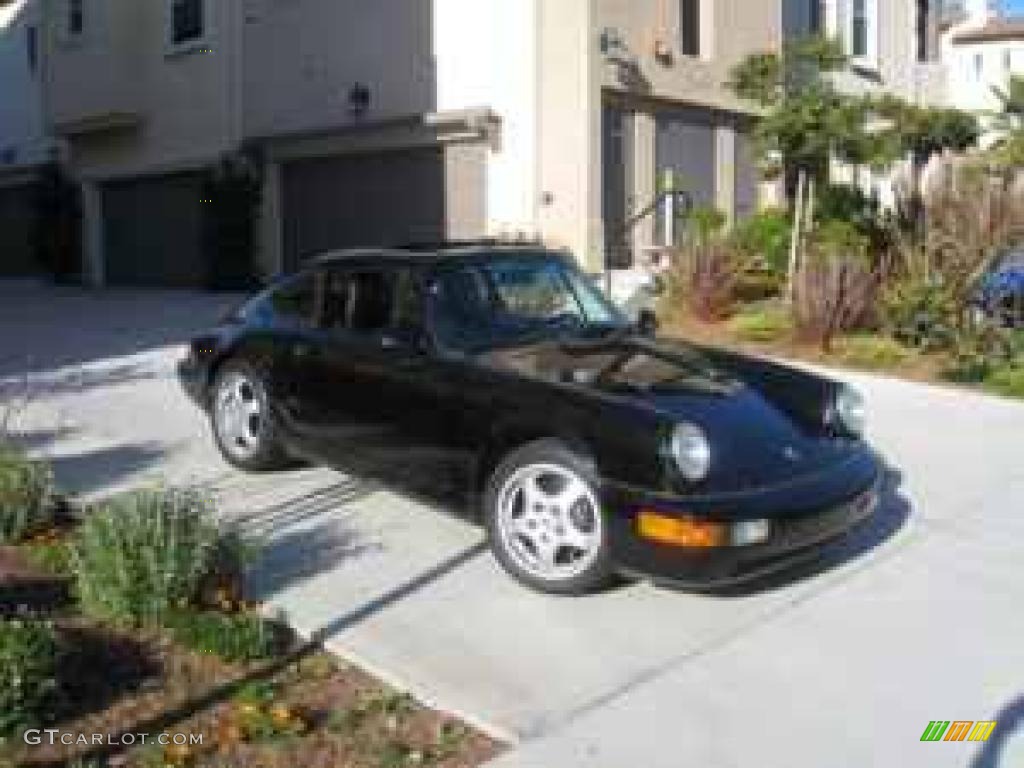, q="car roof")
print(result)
[309,241,566,270]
